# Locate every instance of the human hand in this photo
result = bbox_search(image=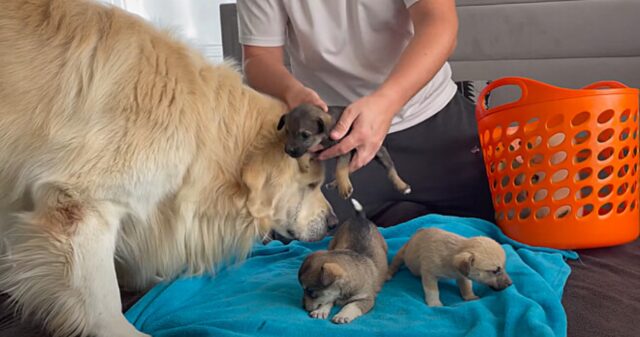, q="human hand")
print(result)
[317,93,396,172]
[284,84,328,112]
